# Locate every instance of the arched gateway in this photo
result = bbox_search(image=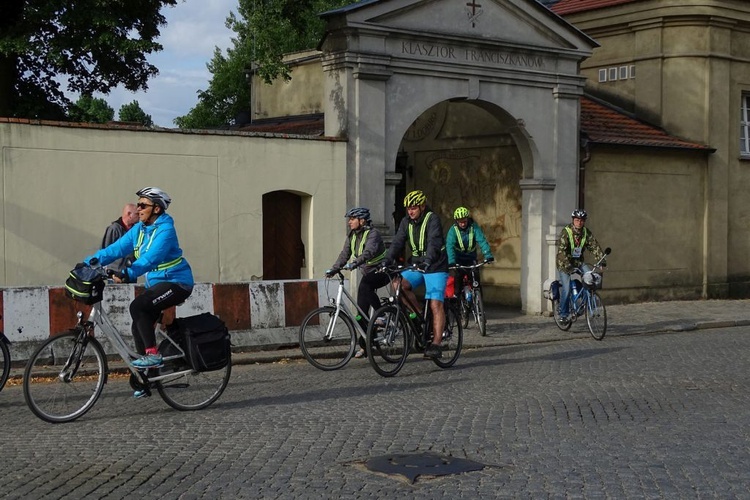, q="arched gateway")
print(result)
[319,0,596,314]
